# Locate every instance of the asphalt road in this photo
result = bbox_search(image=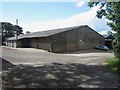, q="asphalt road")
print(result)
[0,46,114,66]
